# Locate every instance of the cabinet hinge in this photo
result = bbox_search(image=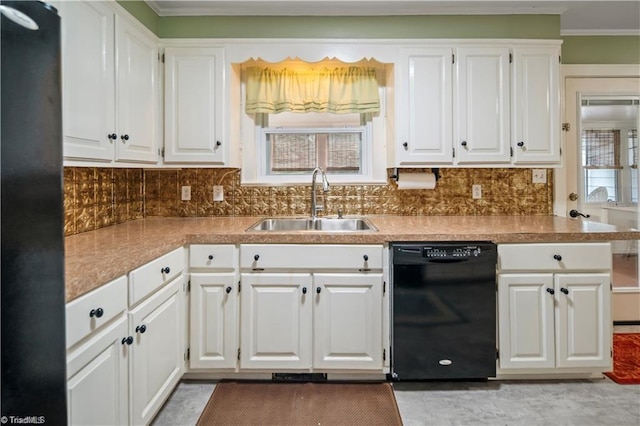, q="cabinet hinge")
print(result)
[161,53,165,63]
[238,281,241,292]
[562,123,571,132]
[496,349,500,360]
[184,348,190,361]
[509,53,512,63]
[452,53,455,64]
[237,348,241,360]
[510,146,514,157]
[452,147,455,158]
[610,282,613,291]
[559,55,562,64]
[183,279,190,292]
[611,348,613,358]
[383,281,386,294]
[383,349,386,361]
[161,147,165,158]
